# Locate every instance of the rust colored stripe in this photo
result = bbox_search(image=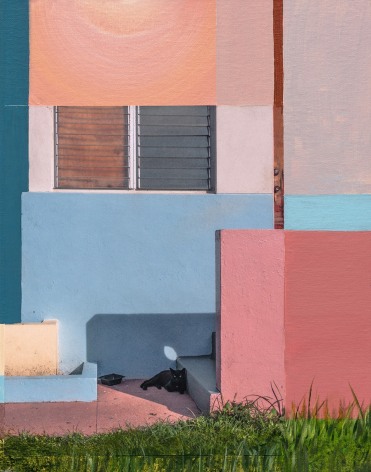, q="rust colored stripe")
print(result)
[273,0,284,229]
[273,0,283,107]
